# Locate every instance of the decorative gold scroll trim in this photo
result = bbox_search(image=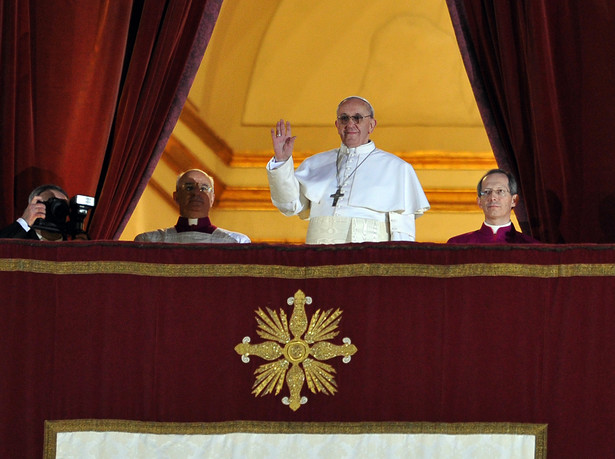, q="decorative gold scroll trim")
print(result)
[213,187,482,212]
[44,419,547,459]
[2,258,615,279]
[161,132,492,211]
[172,105,496,169]
[229,150,497,170]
